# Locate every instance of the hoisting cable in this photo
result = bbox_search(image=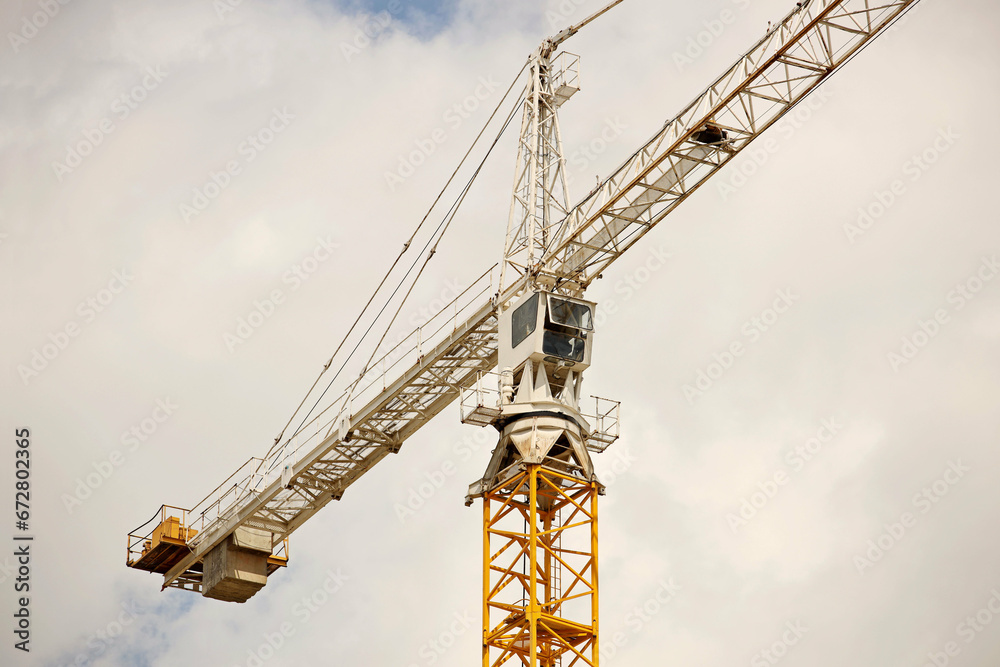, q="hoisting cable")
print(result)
[286,90,524,445]
[354,95,523,383]
[272,66,528,451]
